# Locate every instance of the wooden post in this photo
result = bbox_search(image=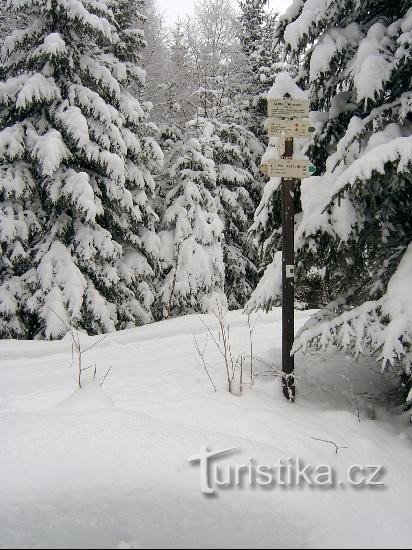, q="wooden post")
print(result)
[281,135,295,402]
